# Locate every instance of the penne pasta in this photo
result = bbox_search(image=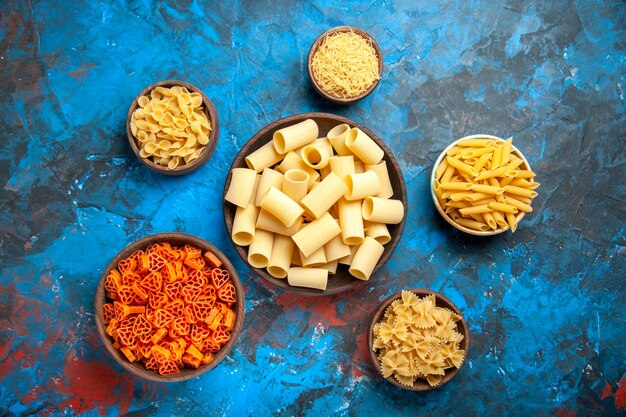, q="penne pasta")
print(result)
[446,156,477,177]
[488,202,518,214]
[503,185,538,198]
